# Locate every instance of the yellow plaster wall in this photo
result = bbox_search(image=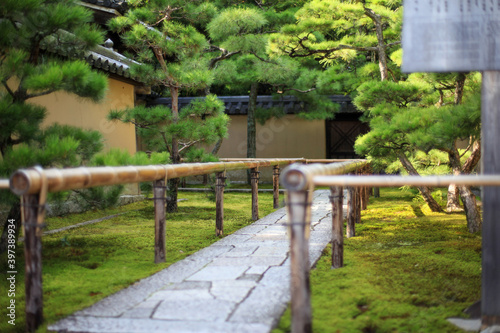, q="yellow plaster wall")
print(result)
[218,115,326,159]
[32,78,137,154]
